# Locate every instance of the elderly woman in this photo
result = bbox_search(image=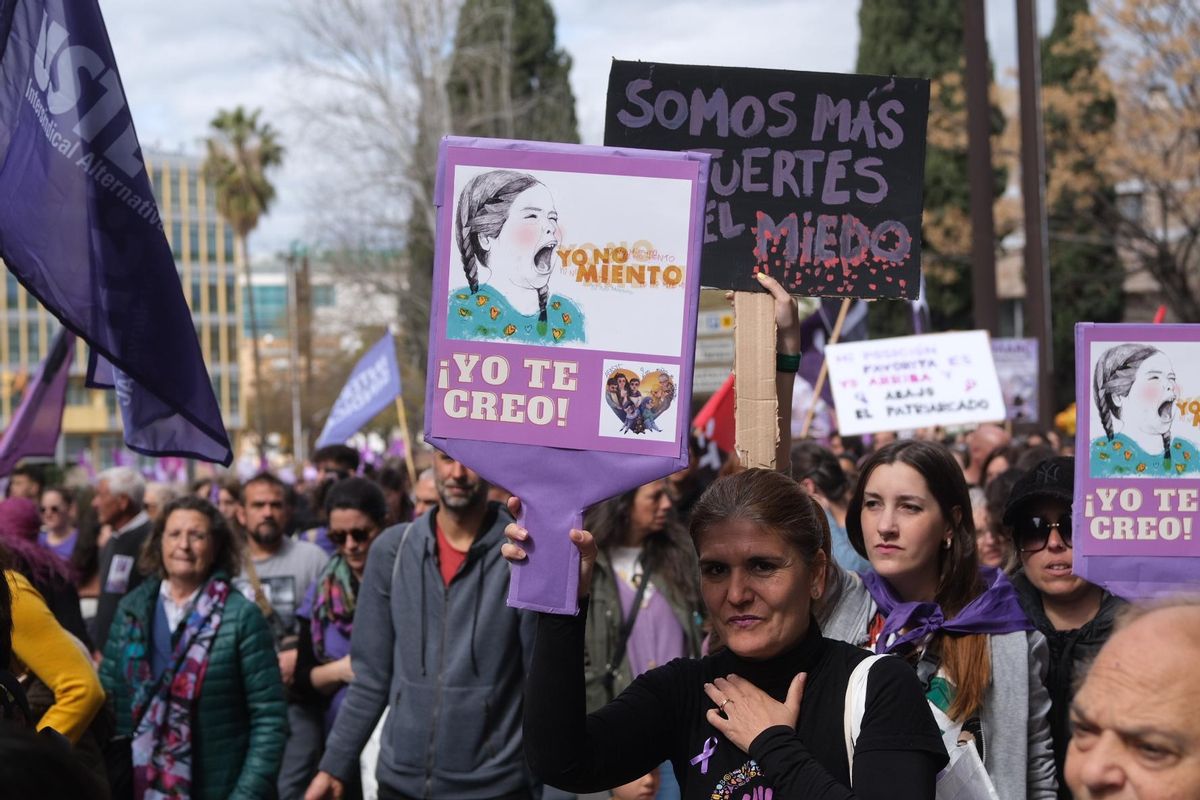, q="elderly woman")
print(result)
[506,470,947,798]
[100,496,286,799]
